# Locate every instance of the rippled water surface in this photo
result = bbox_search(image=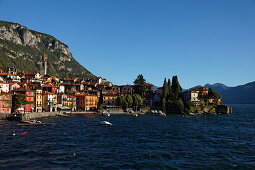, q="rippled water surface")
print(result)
[1,104,255,169]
